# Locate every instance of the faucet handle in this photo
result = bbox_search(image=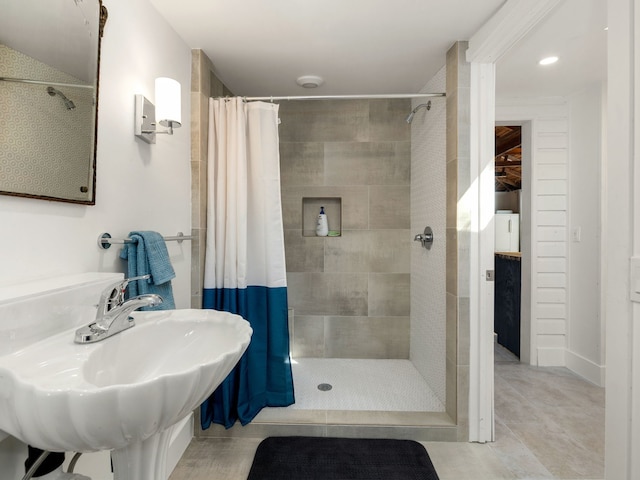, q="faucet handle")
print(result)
[120,274,151,291]
[112,274,152,305]
[98,275,152,312]
[125,274,151,283]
